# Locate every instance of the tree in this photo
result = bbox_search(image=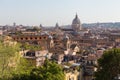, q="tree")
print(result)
[0,40,21,79]
[30,59,65,80]
[0,37,35,80]
[95,48,120,80]
[11,58,34,80]
[21,43,41,51]
[13,57,34,74]
[11,59,65,80]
